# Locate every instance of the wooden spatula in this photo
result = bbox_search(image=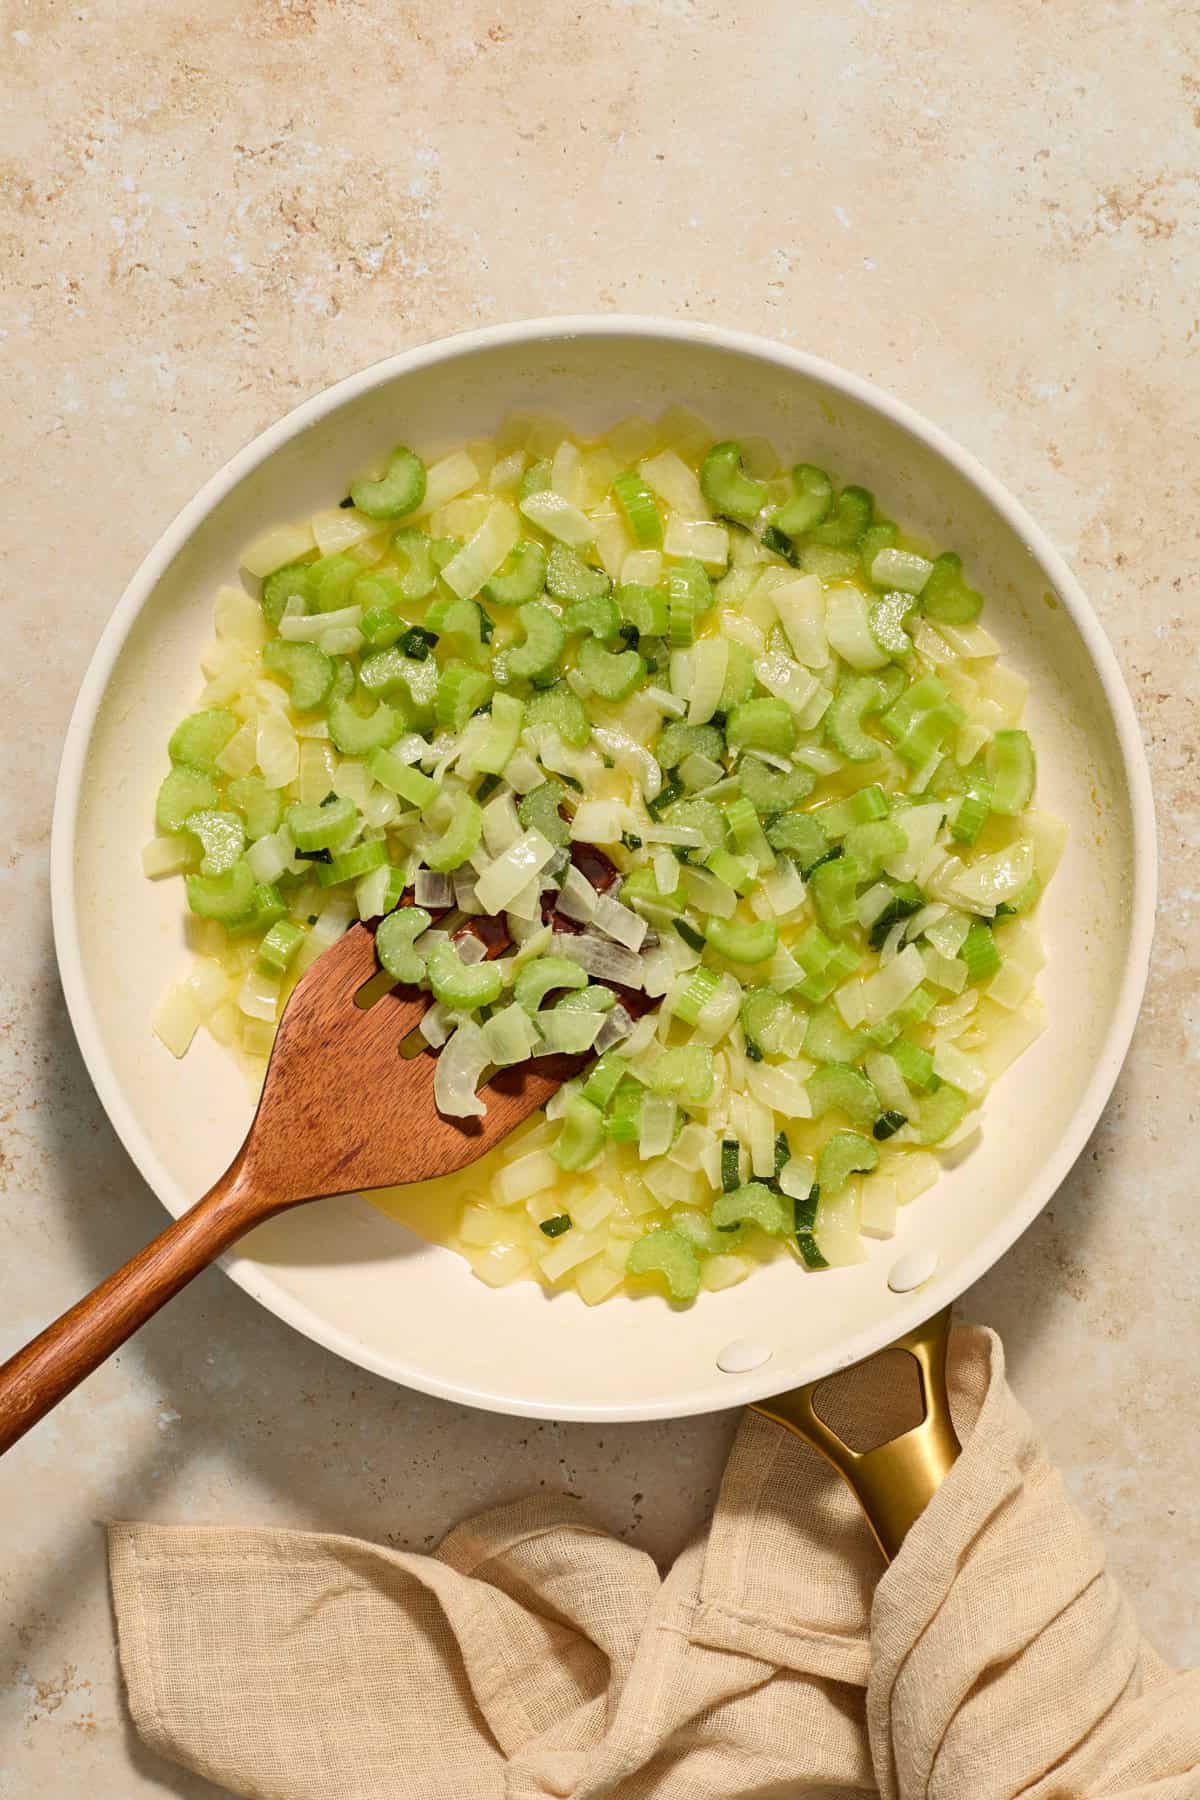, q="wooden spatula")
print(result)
[0,918,584,1455]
